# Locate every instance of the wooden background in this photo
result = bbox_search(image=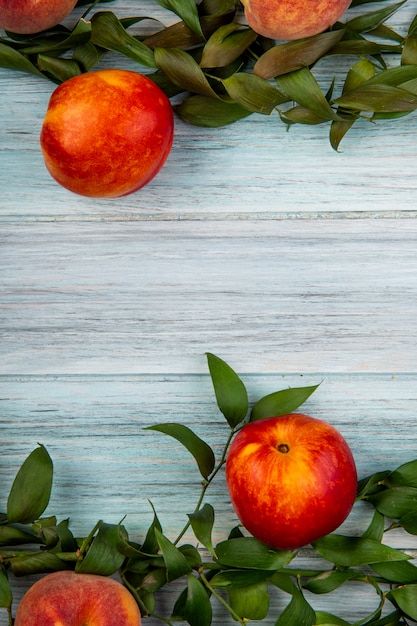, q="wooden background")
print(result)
[1,0,417,623]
